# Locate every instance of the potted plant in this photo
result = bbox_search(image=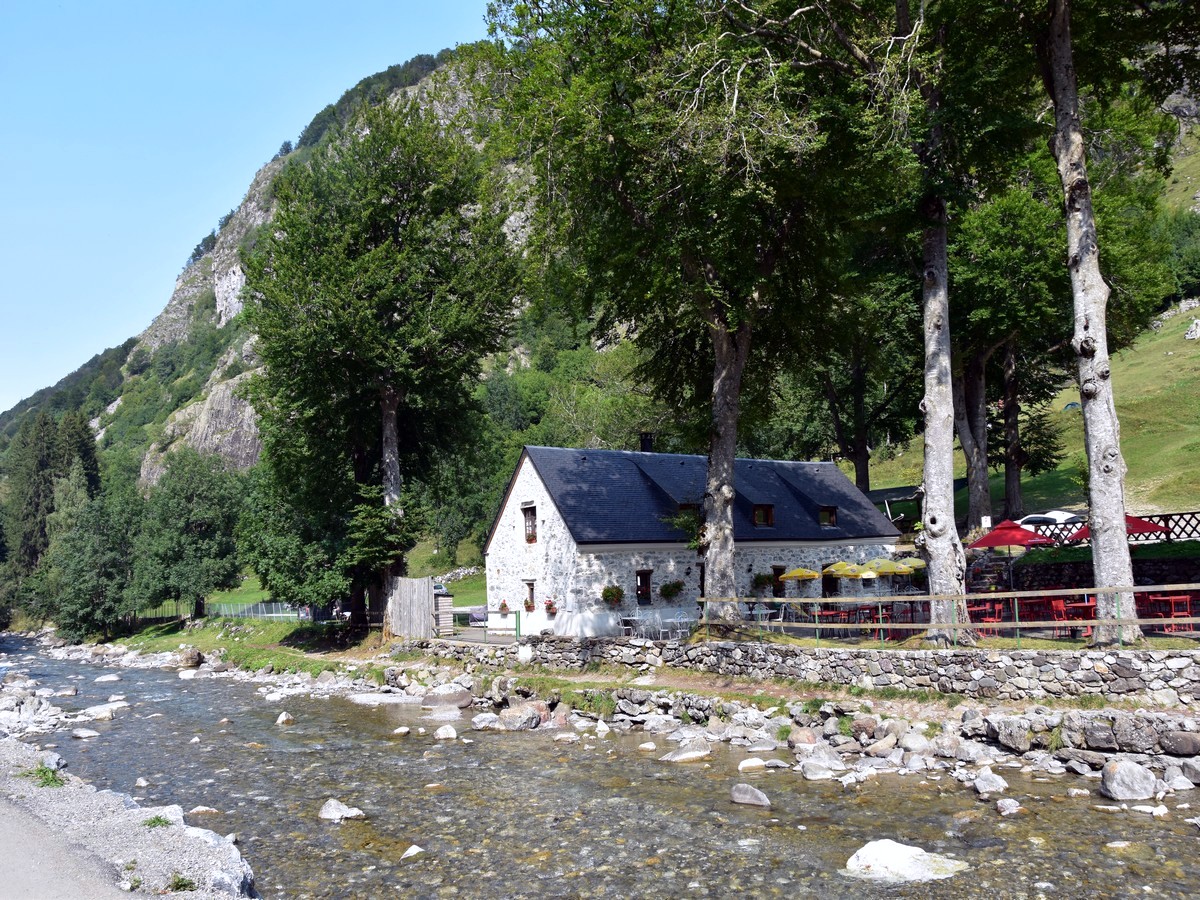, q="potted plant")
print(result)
[524,597,536,612]
[601,585,625,607]
[498,600,510,615]
[751,572,775,596]
[659,580,684,601]
[544,599,558,616]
